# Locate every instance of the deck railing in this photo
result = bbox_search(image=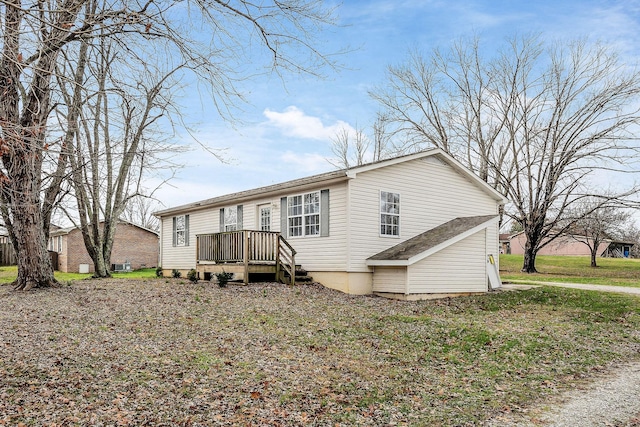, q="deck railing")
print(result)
[196,230,296,285]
